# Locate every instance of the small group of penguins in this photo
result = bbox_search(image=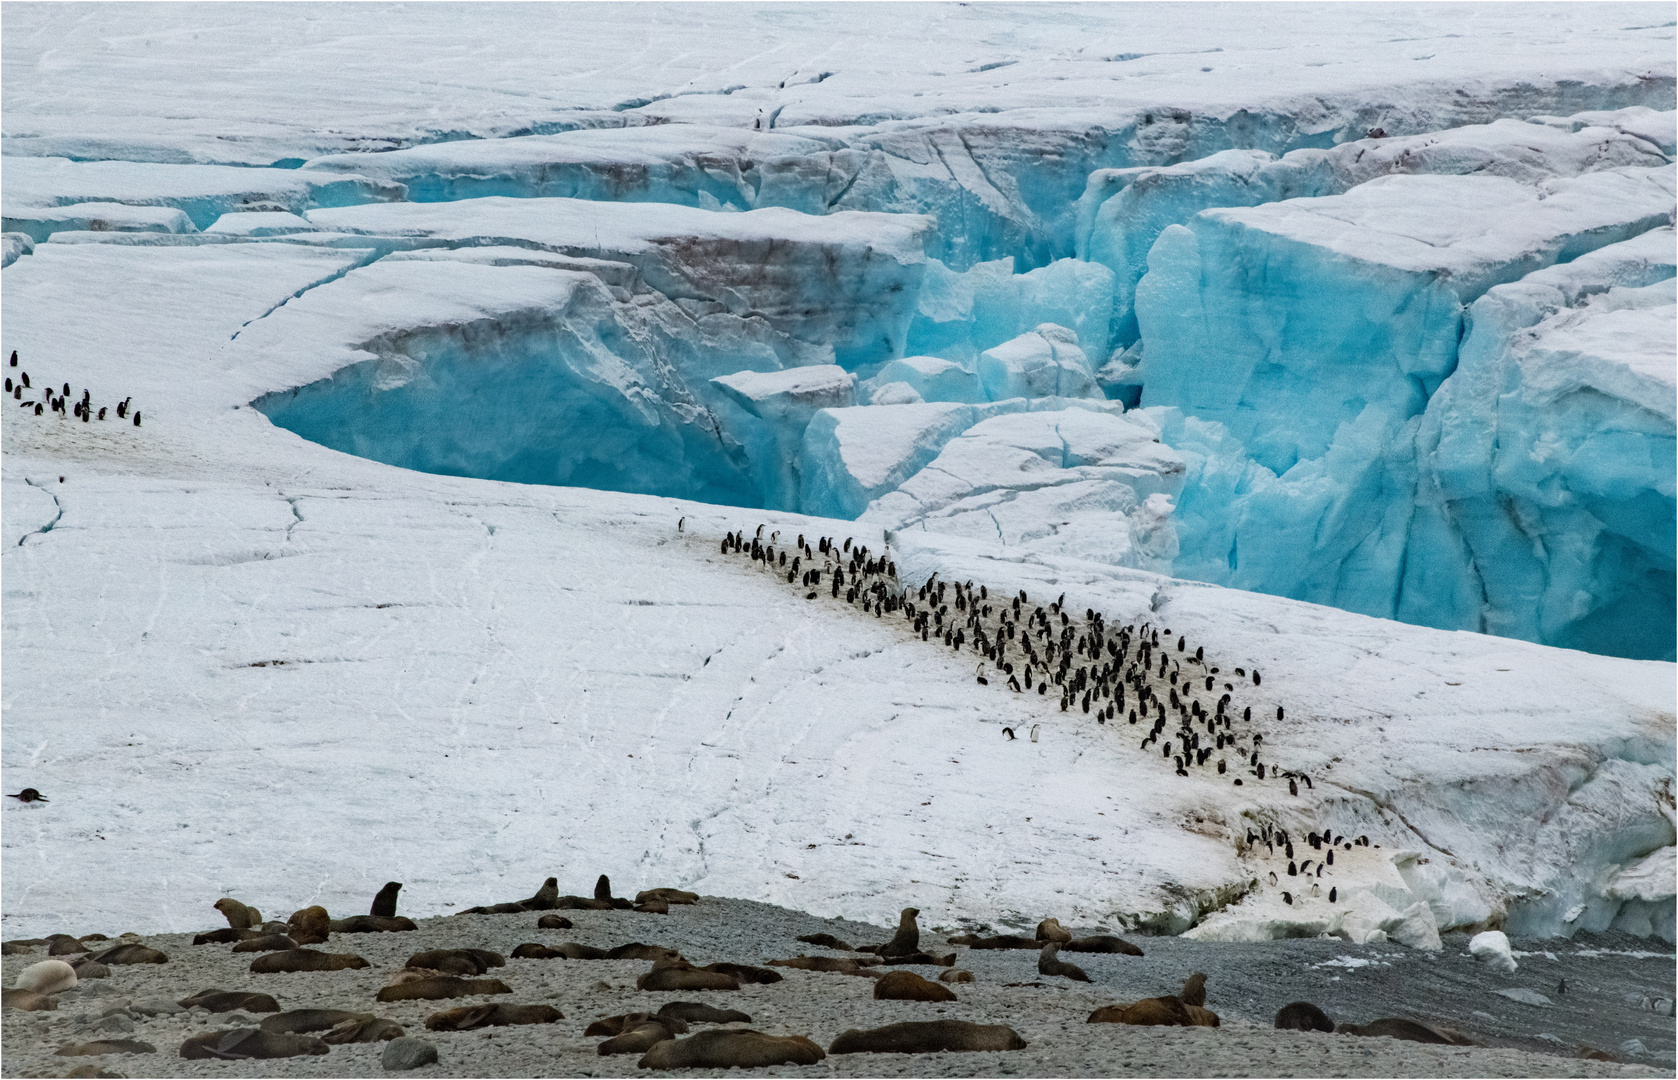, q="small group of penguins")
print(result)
[5,351,141,425]
[719,523,1366,908]
[720,524,1314,792]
